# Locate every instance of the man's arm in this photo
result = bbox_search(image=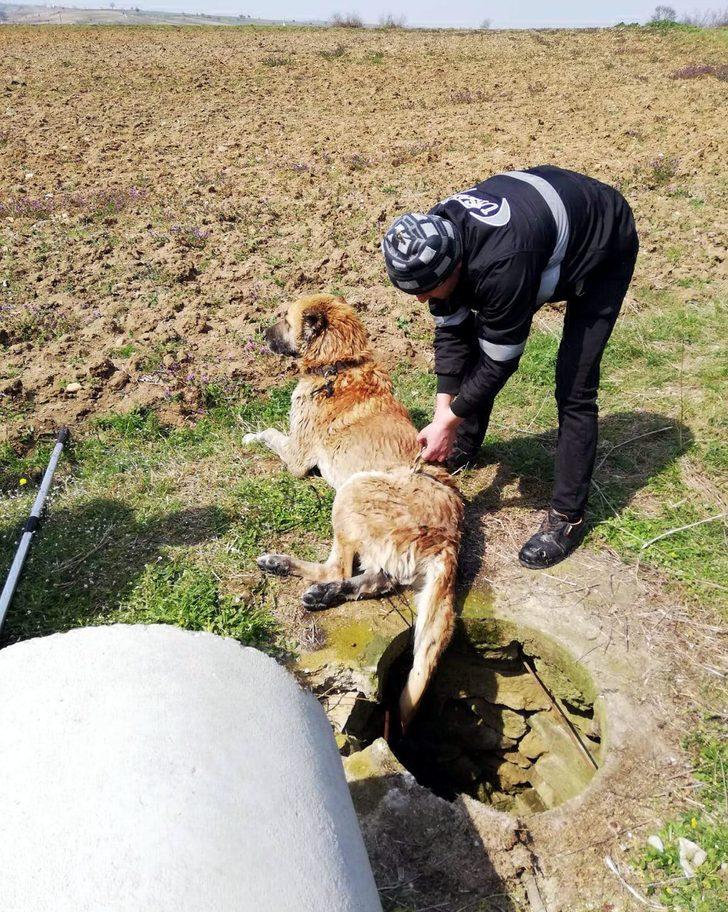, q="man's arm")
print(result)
[419,252,543,461]
[417,308,476,462]
[449,252,542,419]
[449,348,523,419]
[432,310,478,395]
